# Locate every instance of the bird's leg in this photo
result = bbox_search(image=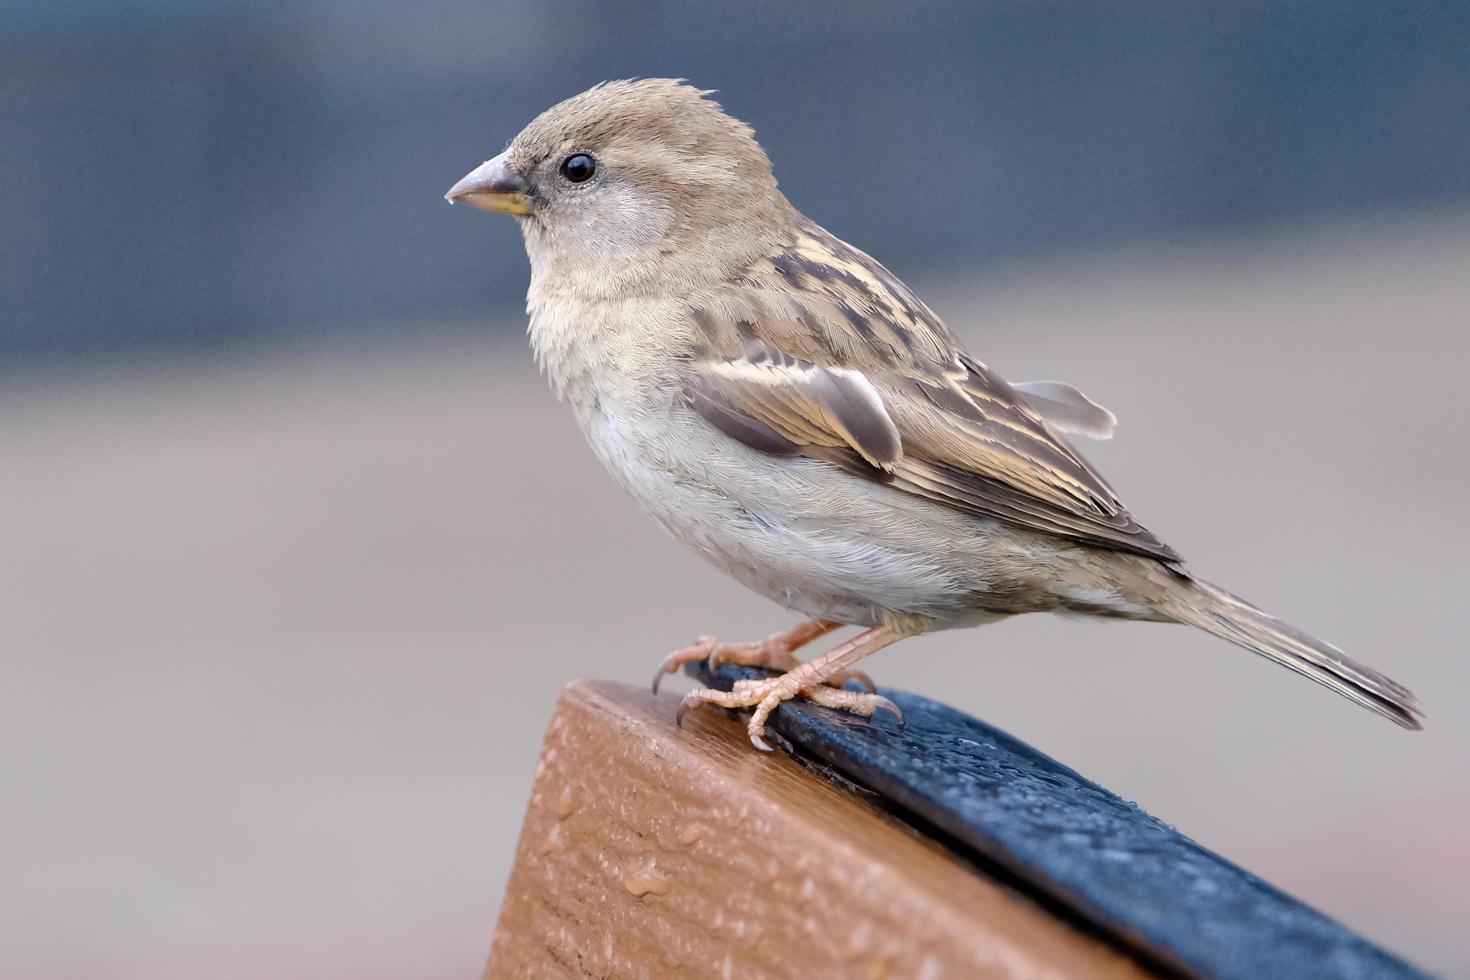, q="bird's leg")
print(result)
[675,622,916,751]
[652,619,875,693]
